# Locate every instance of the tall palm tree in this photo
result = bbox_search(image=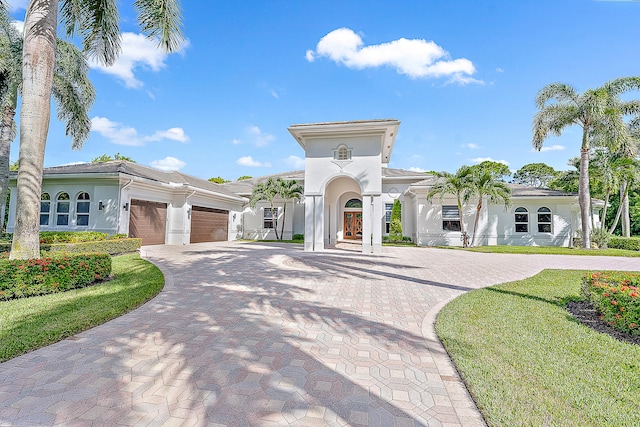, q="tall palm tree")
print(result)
[10,0,183,260]
[426,166,473,247]
[466,168,511,247]
[532,77,640,248]
[250,178,281,240]
[276,178,303,240]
